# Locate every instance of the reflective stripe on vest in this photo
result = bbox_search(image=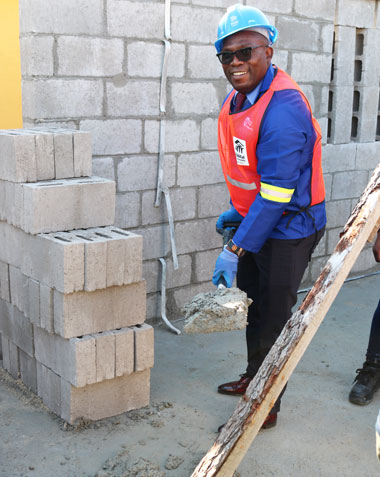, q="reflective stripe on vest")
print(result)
[217,67,325,217]
[227,174,257,191]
